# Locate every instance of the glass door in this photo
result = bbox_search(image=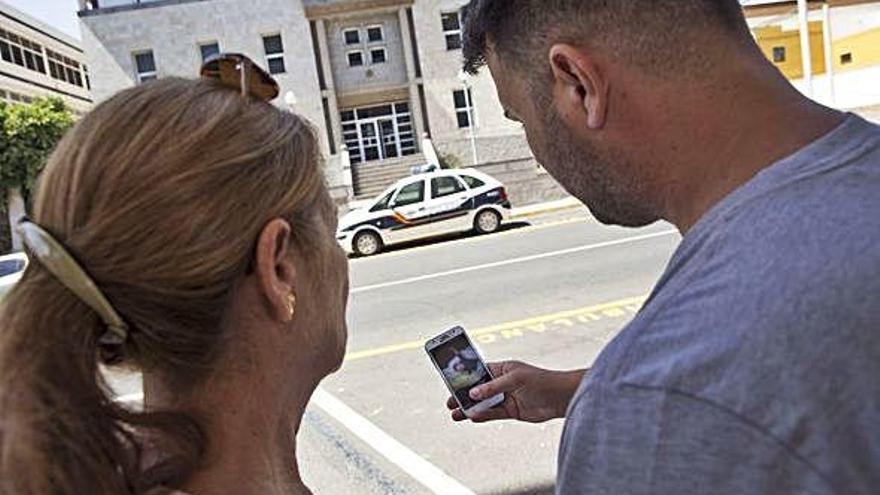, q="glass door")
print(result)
[359,122,380,162]
[378,118,400,160]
